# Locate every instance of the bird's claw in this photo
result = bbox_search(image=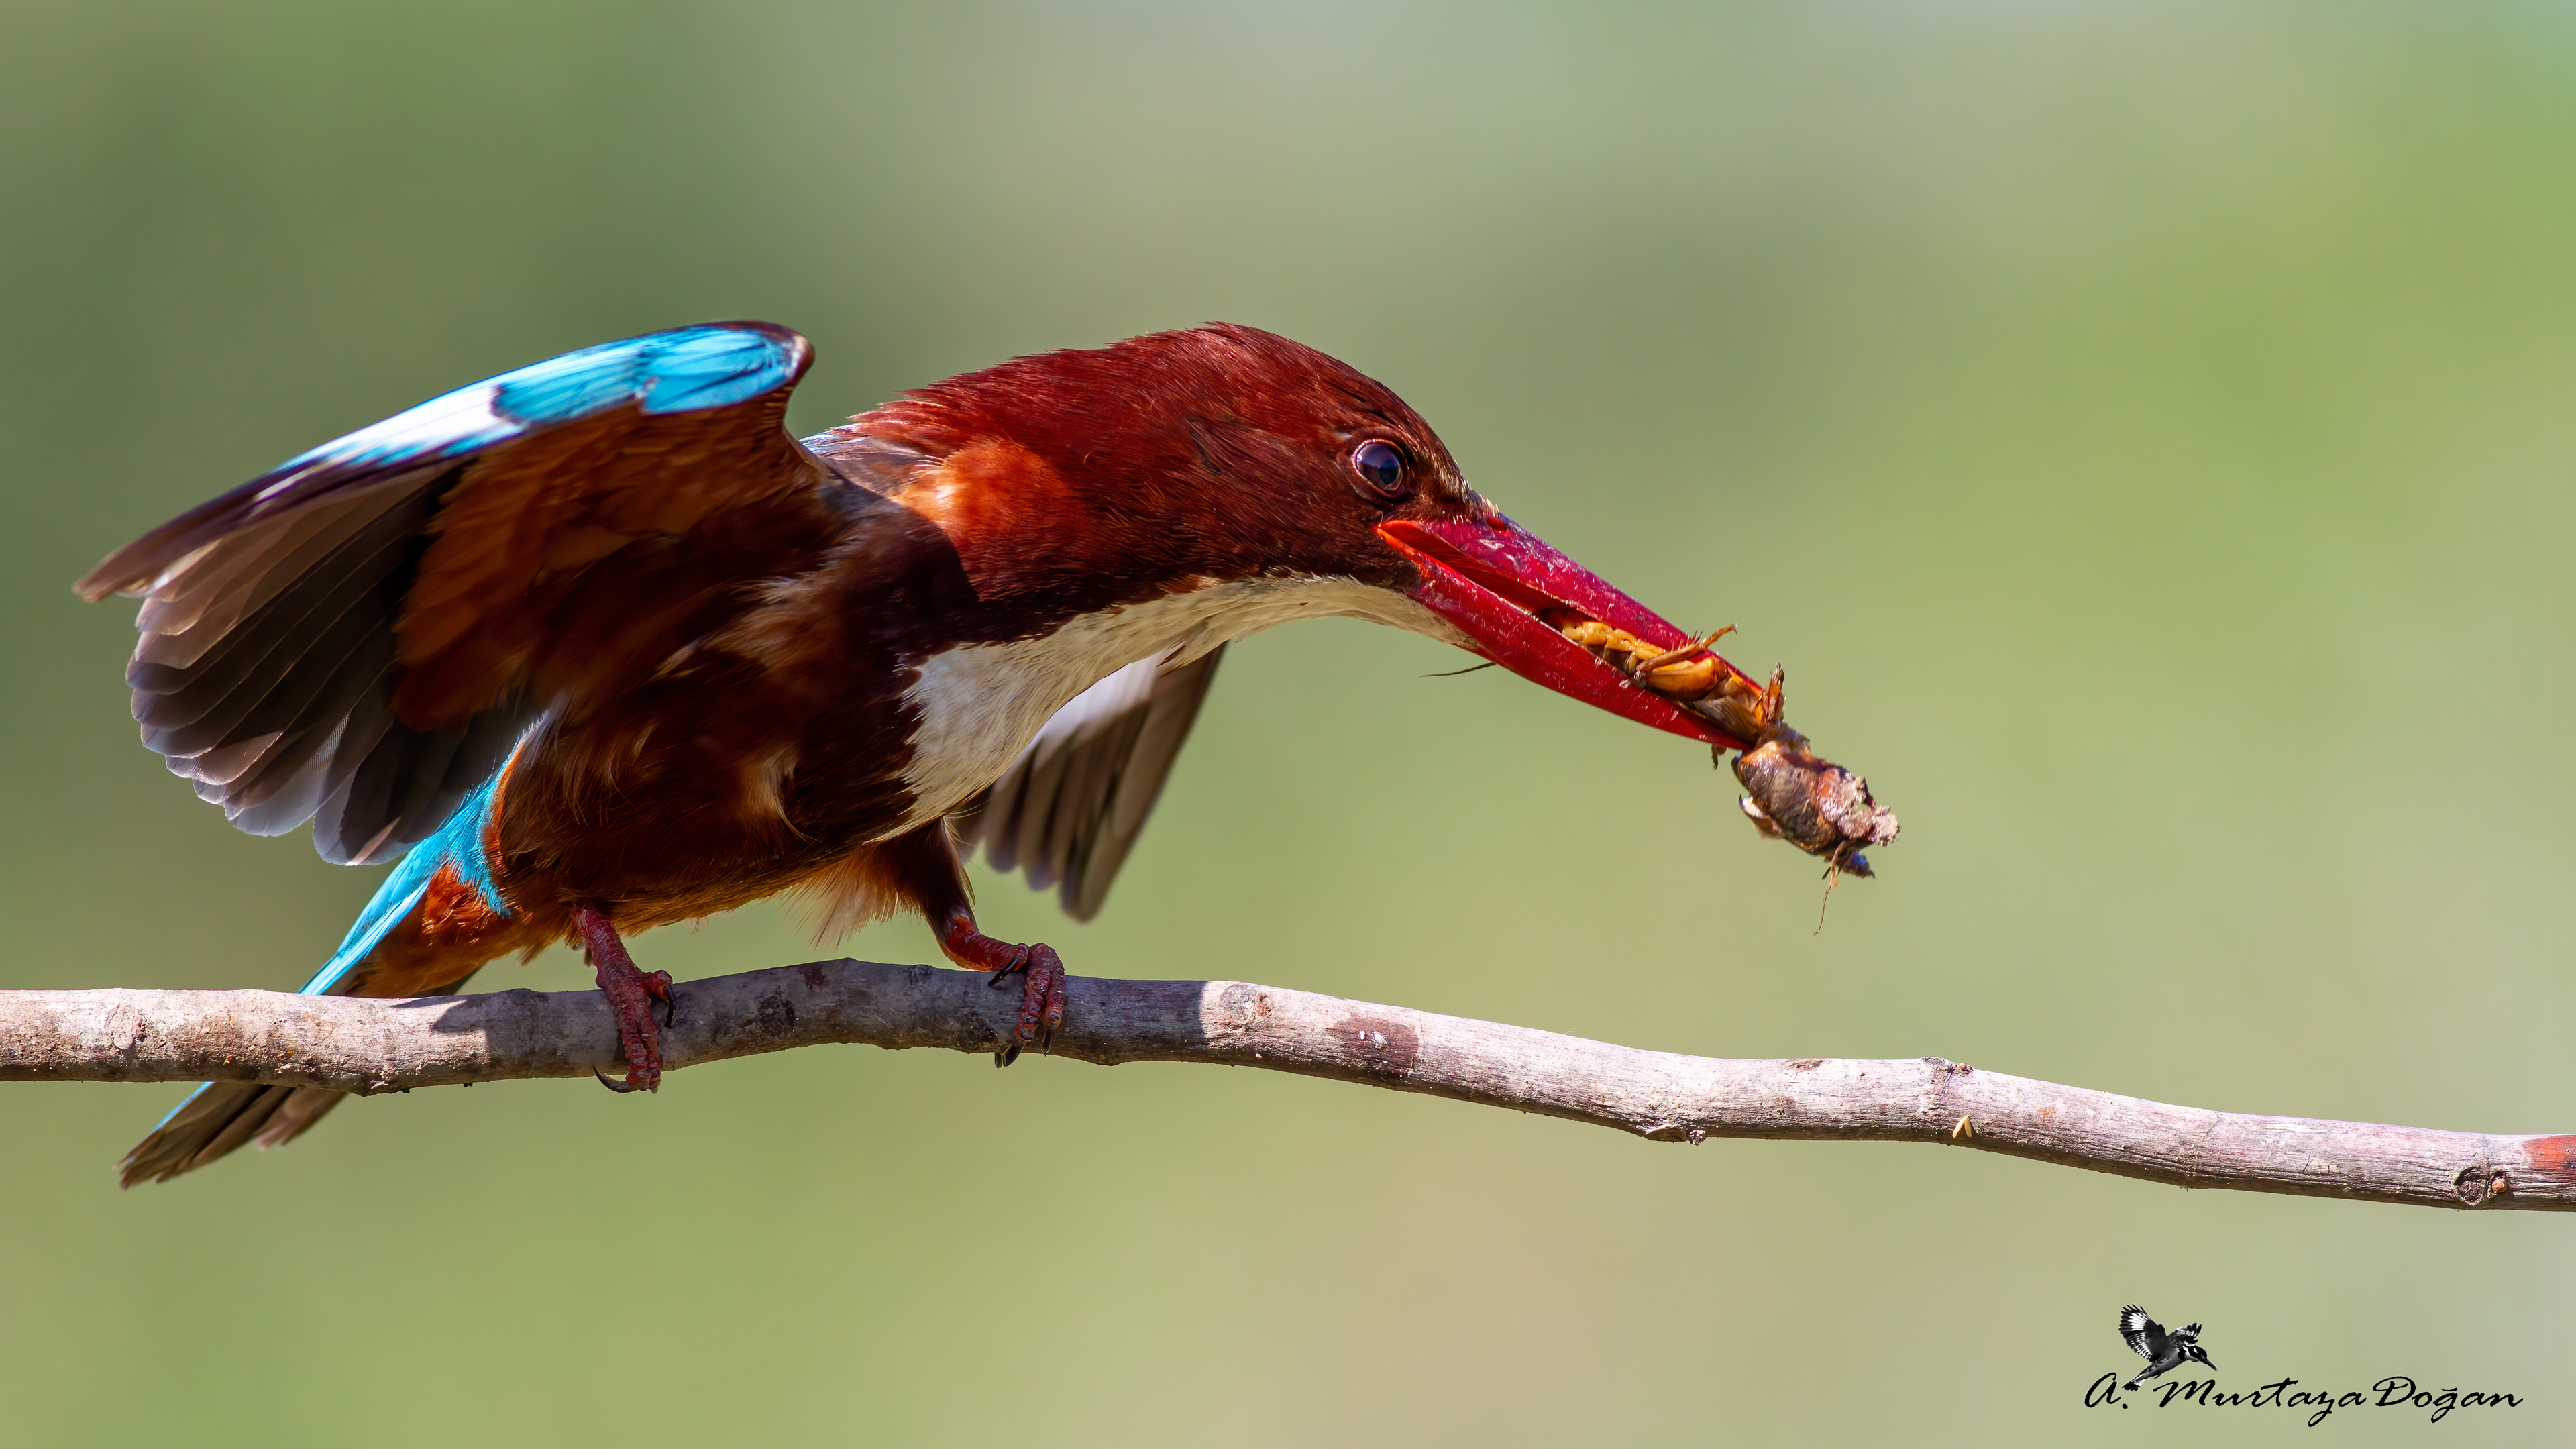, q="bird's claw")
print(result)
[592,1064,651,1094]
[574,906,668,1095]
[983,945,1066,1067]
